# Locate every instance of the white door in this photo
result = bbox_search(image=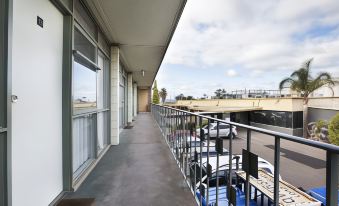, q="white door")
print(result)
[11,0,63,205]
